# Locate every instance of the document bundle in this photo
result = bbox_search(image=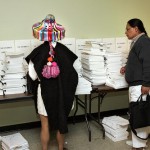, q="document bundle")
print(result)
[0,52,27,95]
[102,116,129,142]
[1,133,29,150]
